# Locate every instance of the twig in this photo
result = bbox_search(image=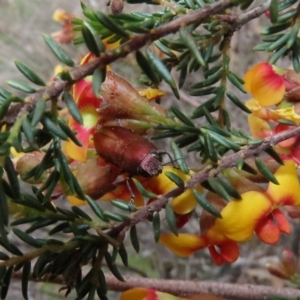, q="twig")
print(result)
[1,0,232,127]
[11,272,300,300]
[108,125,300,237]
[104,274,300,300]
